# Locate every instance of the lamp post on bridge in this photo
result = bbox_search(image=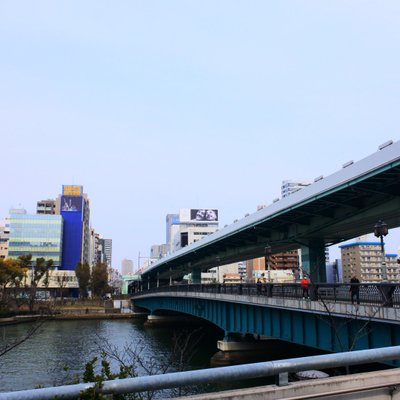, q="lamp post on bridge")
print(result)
[374,220,389,282]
